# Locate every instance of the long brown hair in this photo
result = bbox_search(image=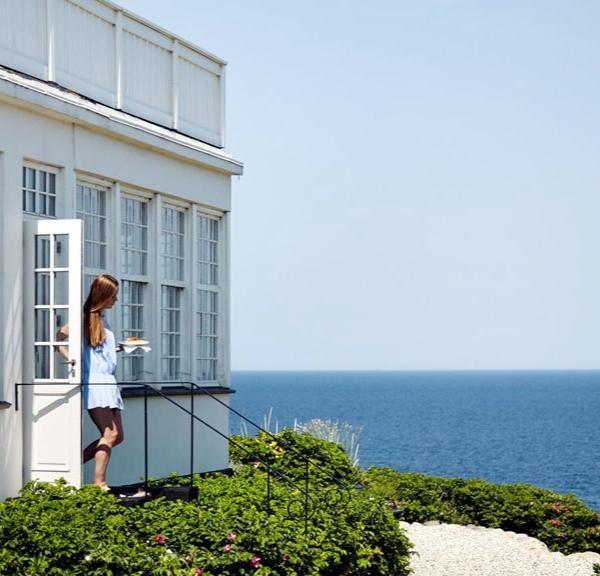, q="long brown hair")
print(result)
[84,274,119,347]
